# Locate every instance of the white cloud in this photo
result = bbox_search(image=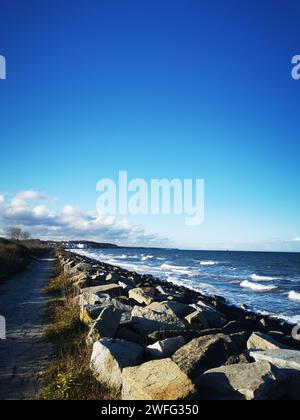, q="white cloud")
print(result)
[0,190,166,246]
[14,190,47,201]
[11,190,48,207]
[291,237,300,242]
